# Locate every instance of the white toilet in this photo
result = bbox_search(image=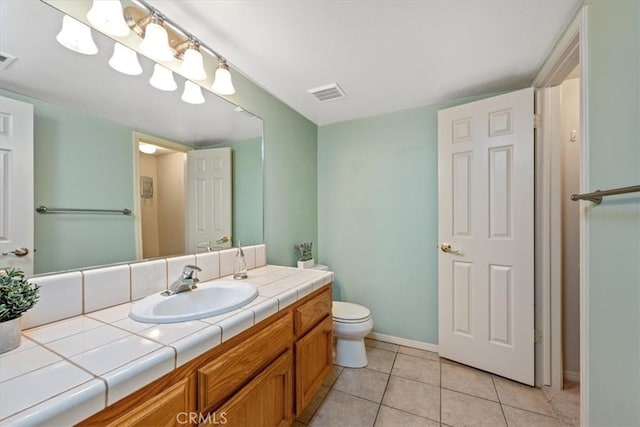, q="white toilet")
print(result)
[332,301,374,368]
